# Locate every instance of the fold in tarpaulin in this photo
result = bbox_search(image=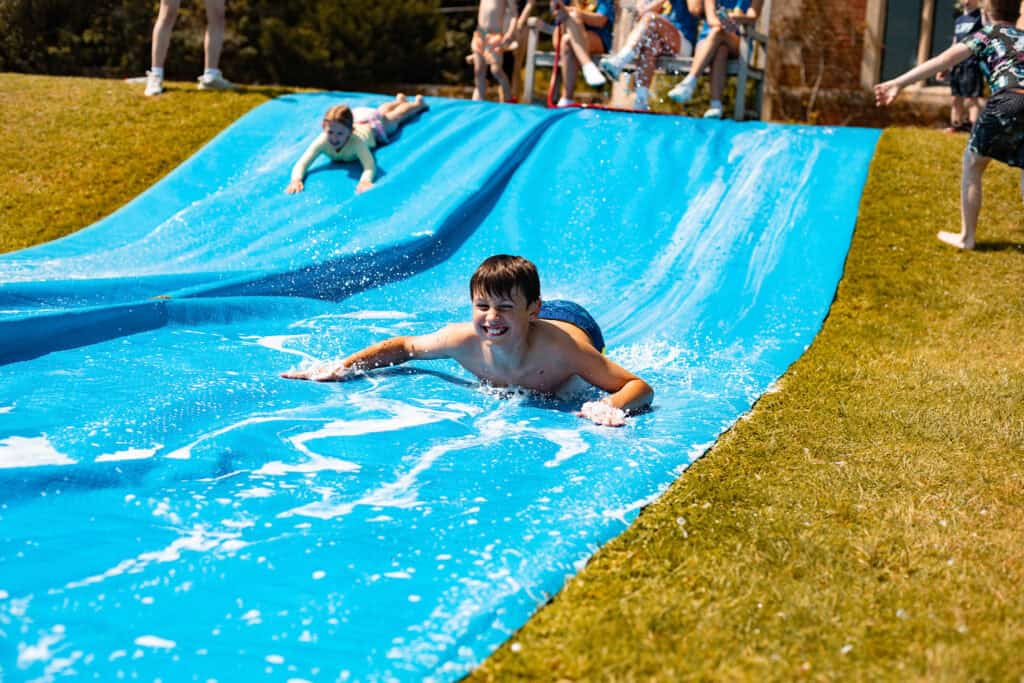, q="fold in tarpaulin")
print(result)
[0,94,880,681]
